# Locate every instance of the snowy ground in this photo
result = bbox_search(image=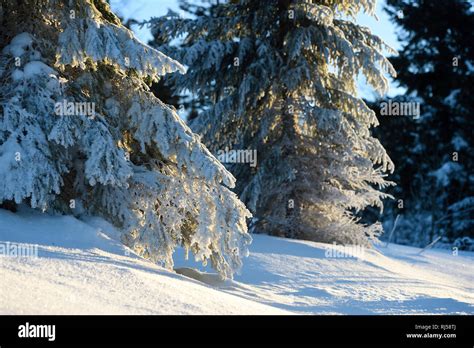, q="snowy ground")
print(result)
[1,209,473,315]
